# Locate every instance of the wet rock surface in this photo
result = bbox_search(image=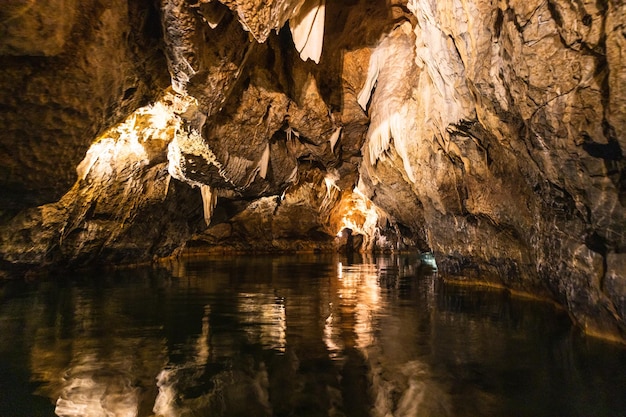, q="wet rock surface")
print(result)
[0,0,624,341]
